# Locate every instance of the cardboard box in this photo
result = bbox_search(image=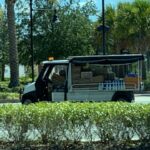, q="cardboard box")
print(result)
[72,74,81,80]
[73,79,91,84]
[124,76,141,88]
[72,65,81,72]
[81,71,93,79]
[92,75,104,83]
